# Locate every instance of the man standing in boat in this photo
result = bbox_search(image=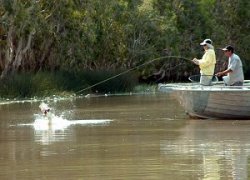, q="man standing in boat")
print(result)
[192,39,216,85]
[216,45,244,86]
